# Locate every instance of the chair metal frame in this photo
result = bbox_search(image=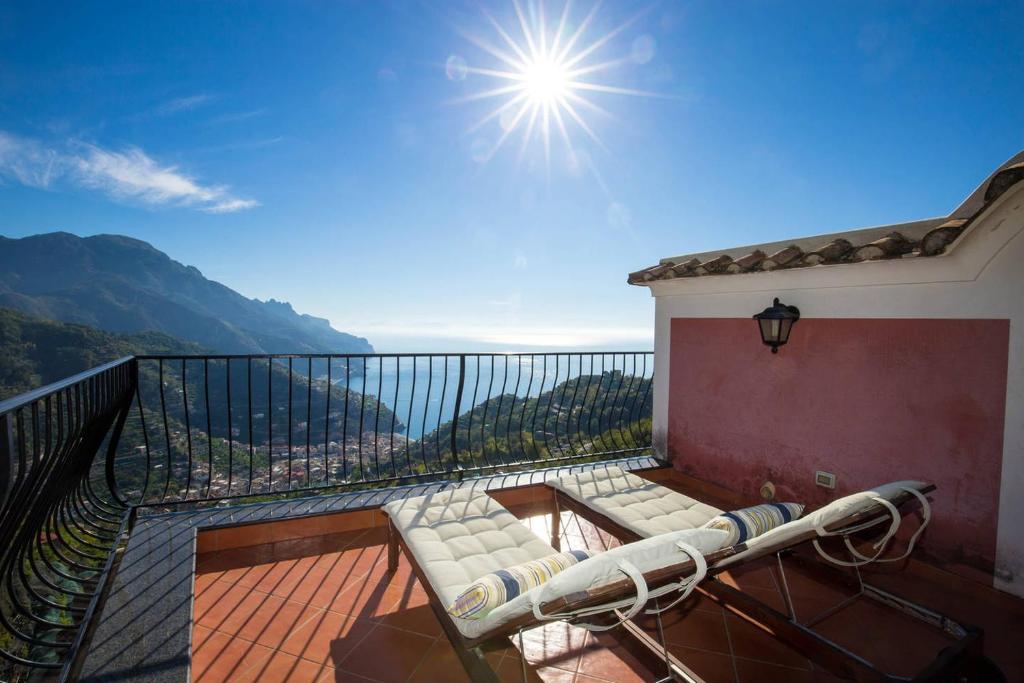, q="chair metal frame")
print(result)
[549,482,991,682]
